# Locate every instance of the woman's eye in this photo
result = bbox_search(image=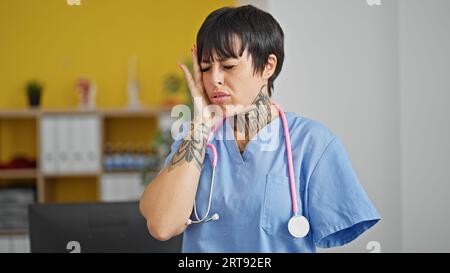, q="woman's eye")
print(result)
[223,65,235,70]
[200,67,210,72]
